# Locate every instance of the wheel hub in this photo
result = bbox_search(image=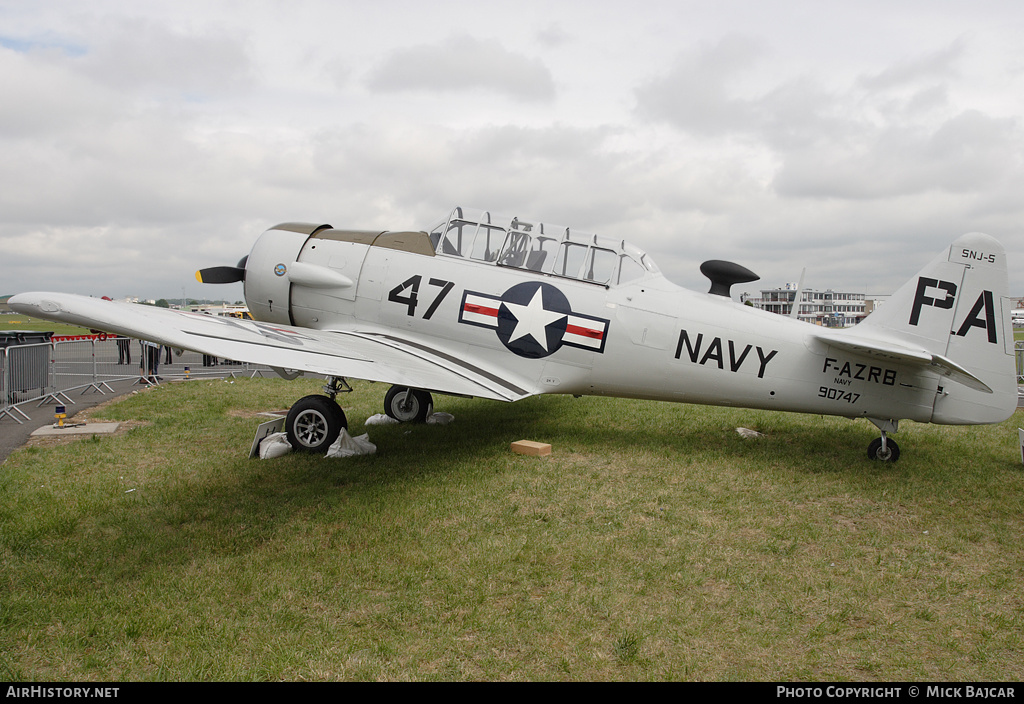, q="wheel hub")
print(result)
[294,410,329,447]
